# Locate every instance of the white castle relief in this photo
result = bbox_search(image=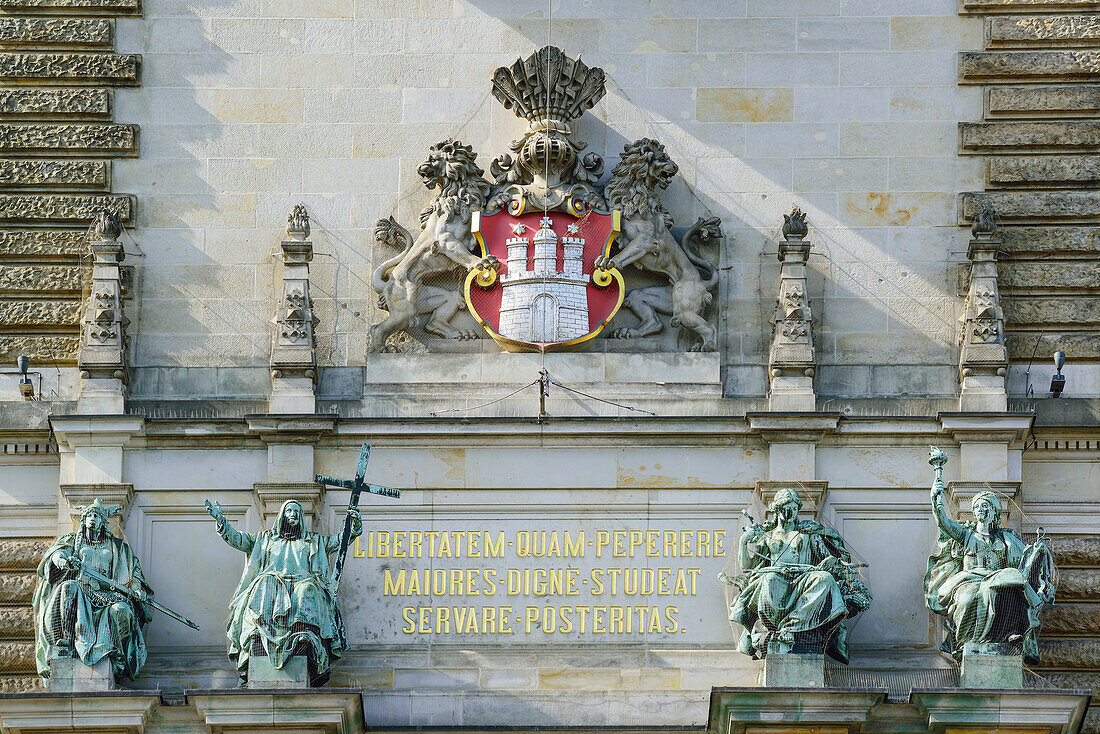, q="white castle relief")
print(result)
[498,216,590,343]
